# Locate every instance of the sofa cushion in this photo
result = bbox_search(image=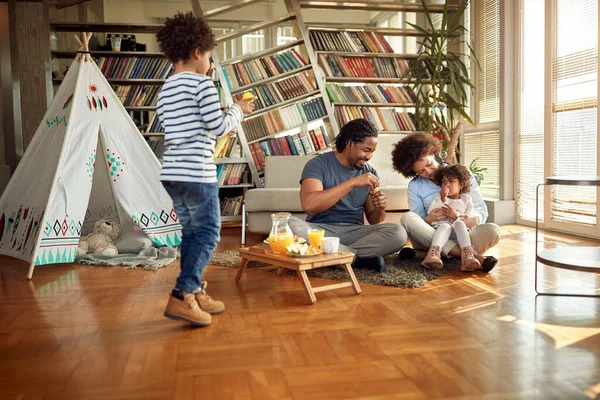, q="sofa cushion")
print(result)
[247,211,307,234]
[383,186,409,210]
[245,188,303,212]
[265,155,315,188]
